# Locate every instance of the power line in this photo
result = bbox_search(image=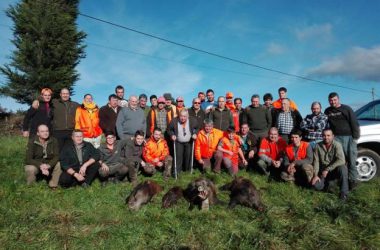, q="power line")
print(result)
[78,13,374,94]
